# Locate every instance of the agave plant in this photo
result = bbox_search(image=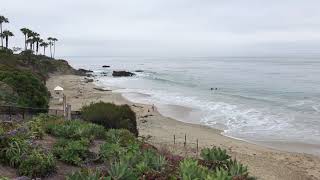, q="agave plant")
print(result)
[179,158,208,180]
[107,161,136,180]
[201,147,231,162]
[18,149,56,178]
[66,169,110,180]
[2,137,29,167]
[228,159,249,178]
[206,168,232,180]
